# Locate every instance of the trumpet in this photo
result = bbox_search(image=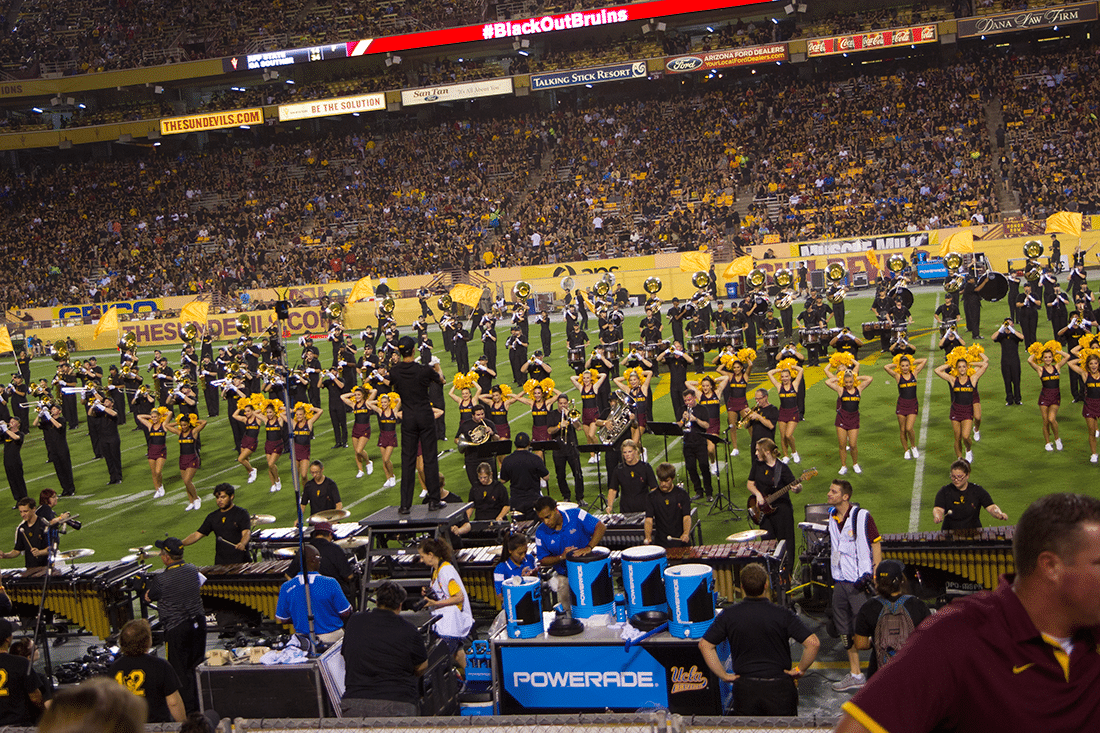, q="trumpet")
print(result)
[564,400,581,422]
[736,412,753,430]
